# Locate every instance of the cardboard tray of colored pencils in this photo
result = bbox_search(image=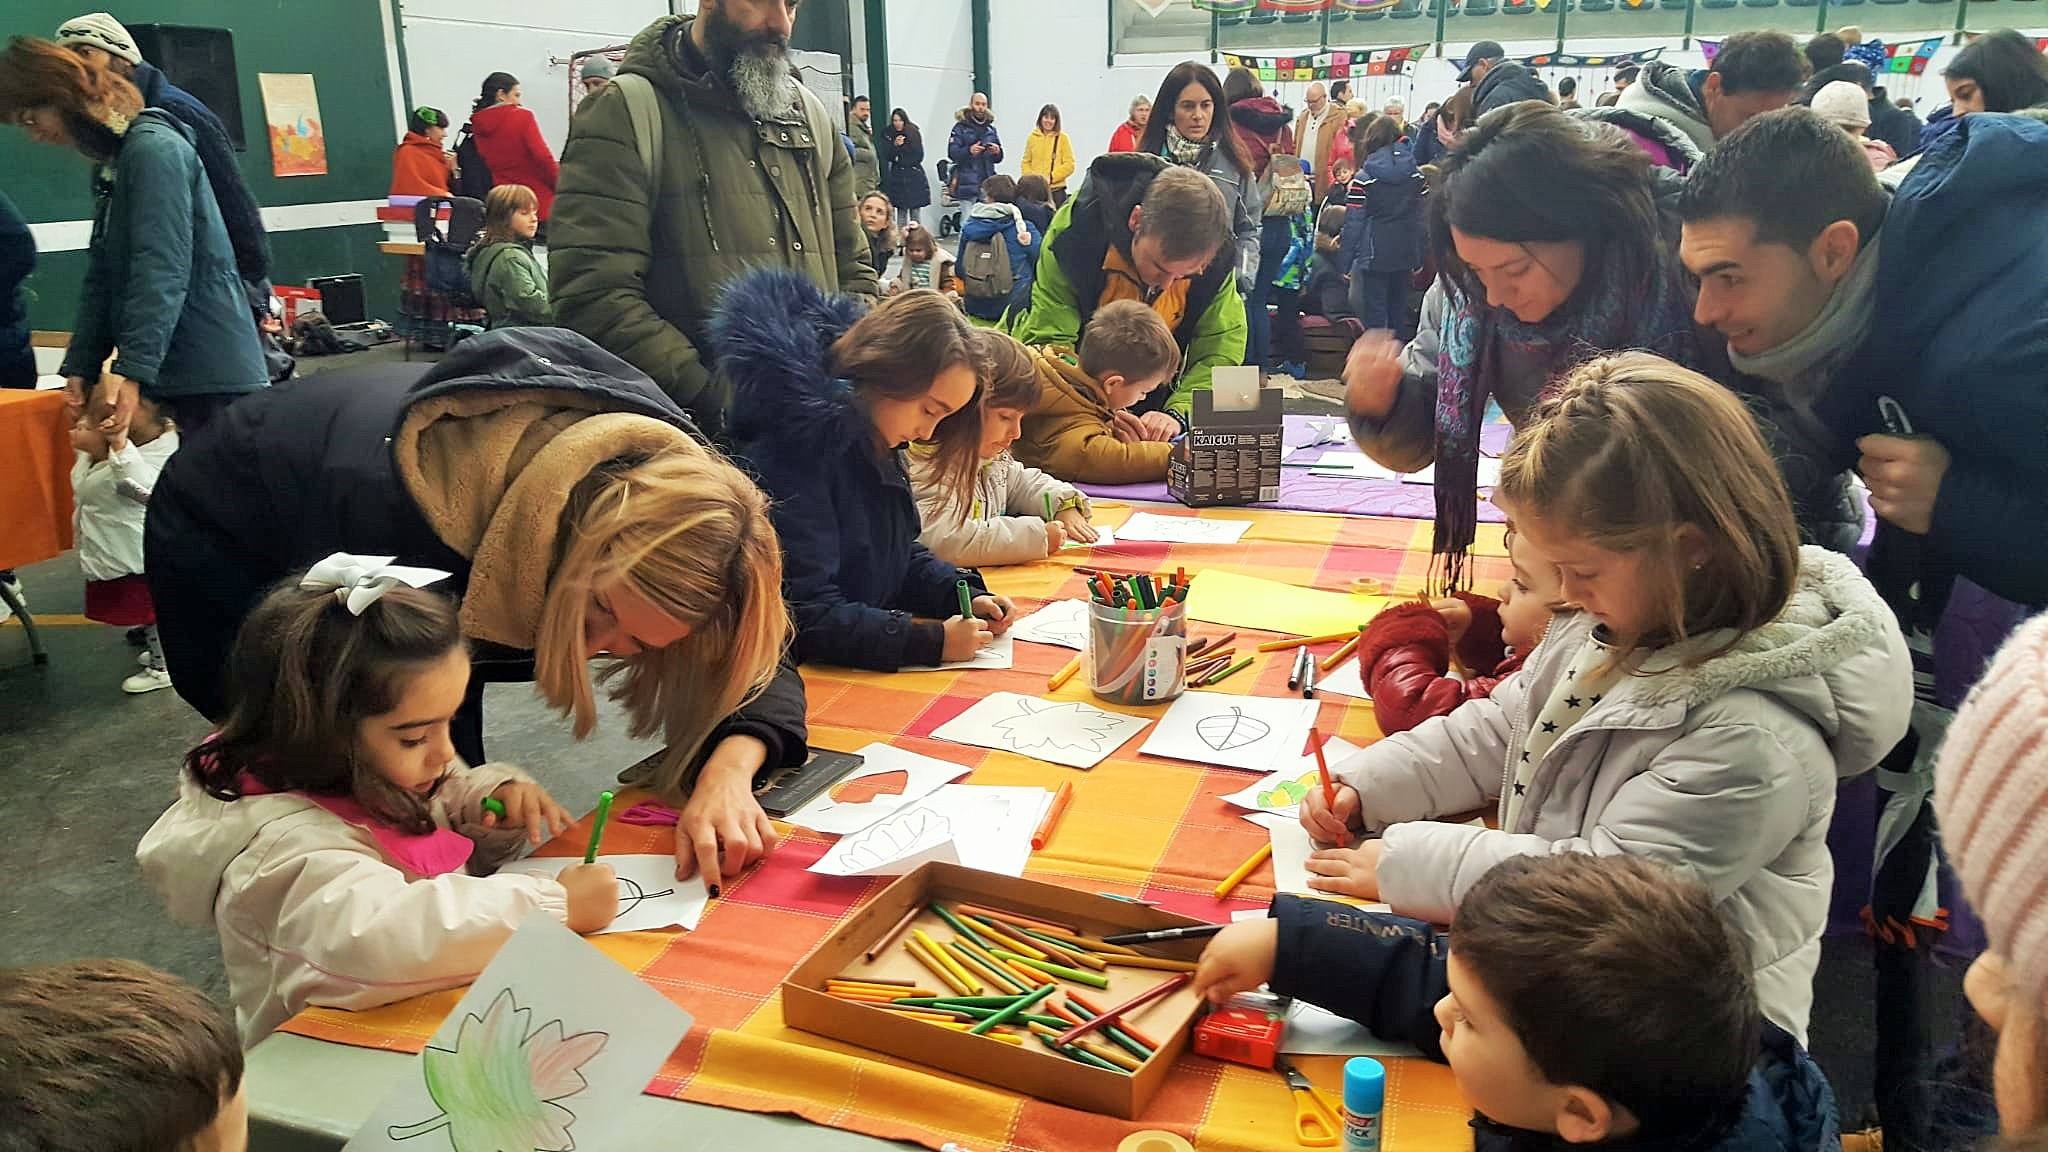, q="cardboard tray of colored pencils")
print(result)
[782,862,1211,1117]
